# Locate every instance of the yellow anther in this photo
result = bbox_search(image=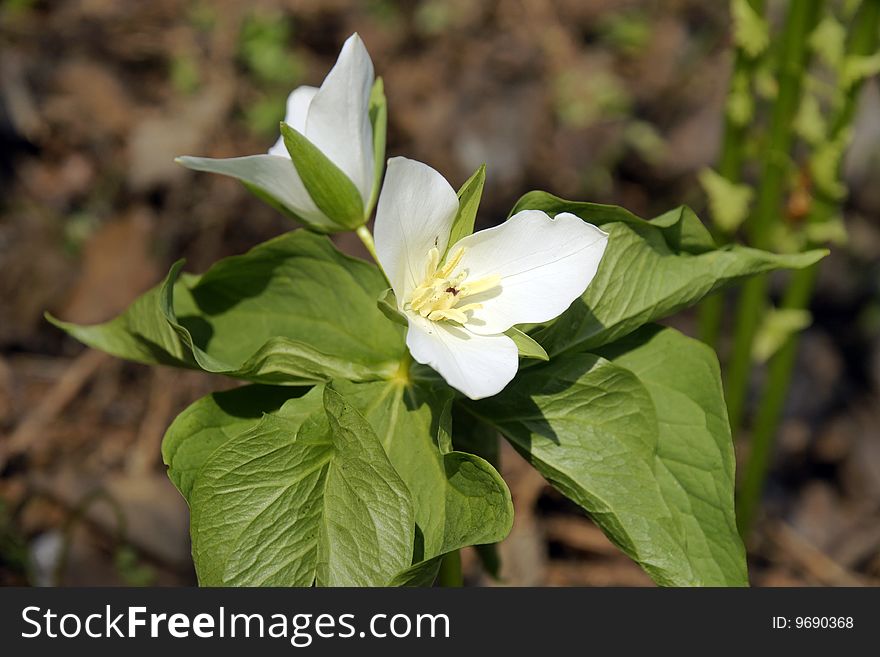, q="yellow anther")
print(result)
[460,274,501,297]
[428,308,468,323]
[449,270,468,288]
[425,247,441,278]
[404,246,500,326]
[437,247,465,278]
[407,287,430,311]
